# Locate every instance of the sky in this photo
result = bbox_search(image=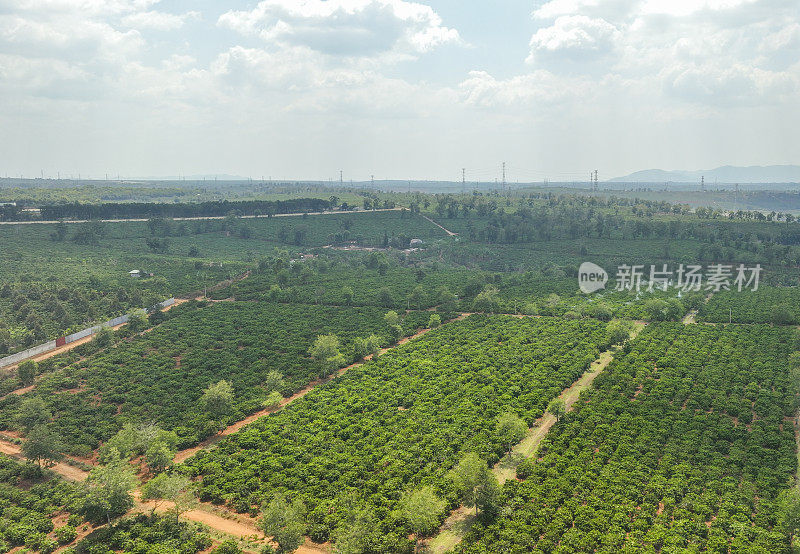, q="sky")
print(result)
[0,0,798,182]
